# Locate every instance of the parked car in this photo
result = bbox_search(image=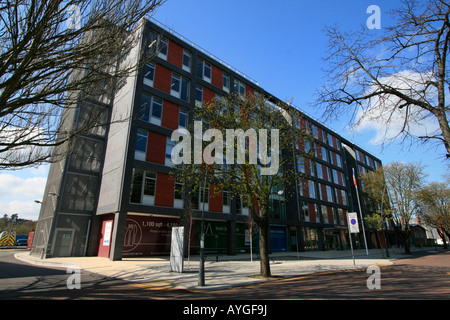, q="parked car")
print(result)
[15,239,28,246]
